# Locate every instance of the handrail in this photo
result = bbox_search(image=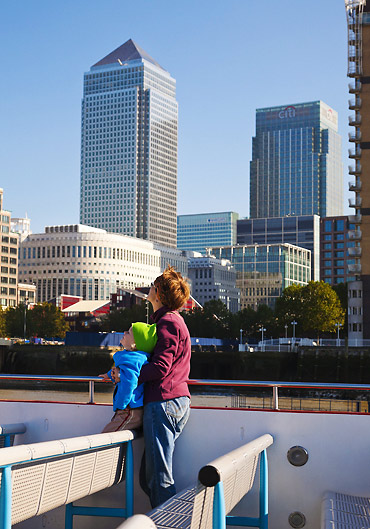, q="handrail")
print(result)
[0,374,103,404]
[2,374,370,409]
